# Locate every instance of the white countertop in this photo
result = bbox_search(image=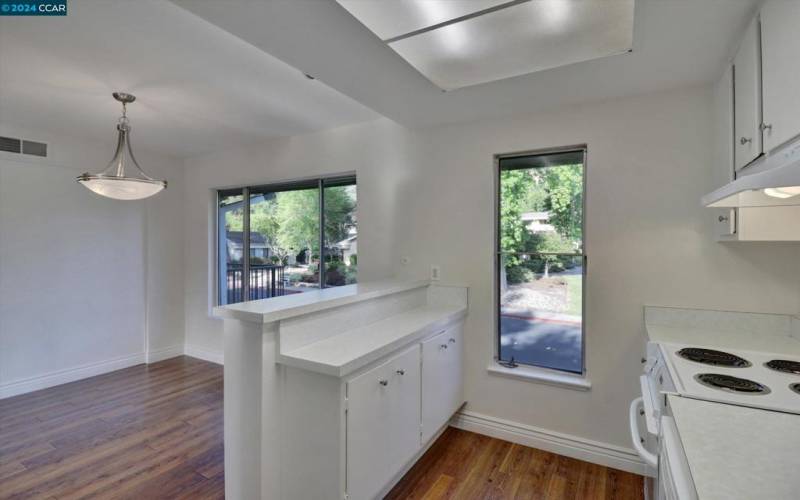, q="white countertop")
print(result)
[278,303,466,377]
[668,395,800,500]
[212,279,430,323]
